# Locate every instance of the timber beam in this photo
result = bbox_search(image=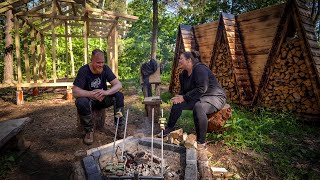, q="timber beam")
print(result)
[85,4,138,22]
[44,33,108,38]
[17,13,115,23]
